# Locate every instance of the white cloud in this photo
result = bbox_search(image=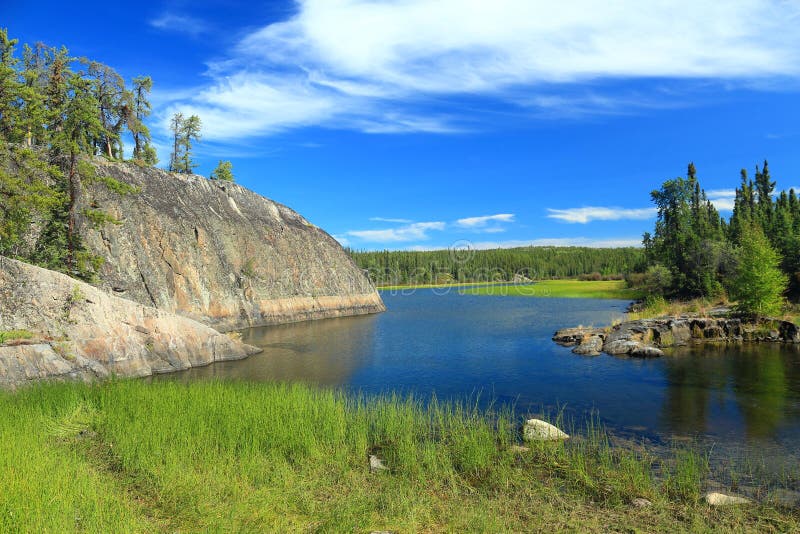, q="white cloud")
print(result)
[456,213,515,228]
[157,0,800,139]
[369,217,414,224]
[547,206,657,224]
[404,237,643,251]
[149,13,208,36]
[347,221,446,243]
[468,238,644,249]
[332,234,350,247]
[706,189,737,211]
